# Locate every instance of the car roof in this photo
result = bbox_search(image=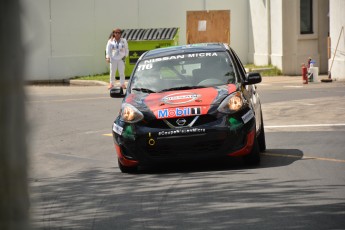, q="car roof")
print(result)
[140,43,230,60]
